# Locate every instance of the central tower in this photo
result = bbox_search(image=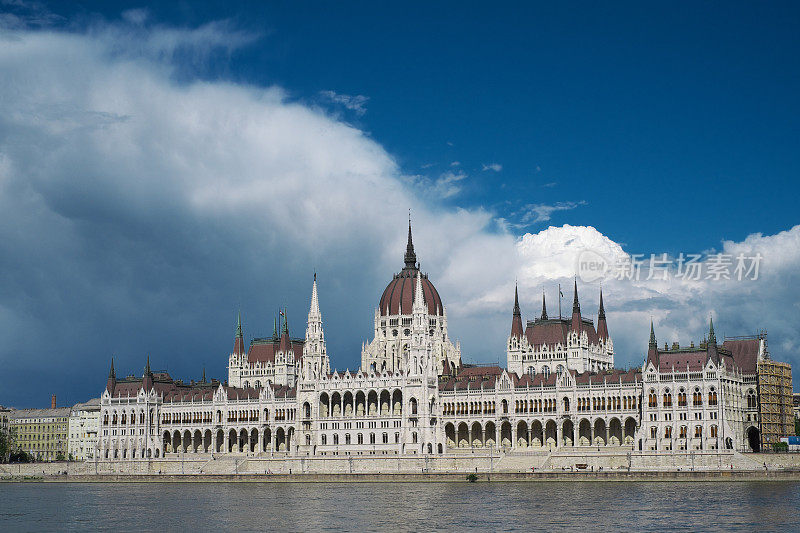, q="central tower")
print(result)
[360,221,461,374]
